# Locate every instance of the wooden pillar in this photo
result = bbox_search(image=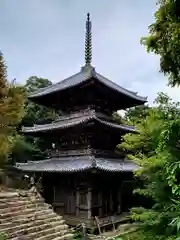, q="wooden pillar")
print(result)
[87,187,92,219]
[99,191,103,216]
[76,188,80,216]
[118,188,122,213]
[110,190,113,213]
[53,187,56,203]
